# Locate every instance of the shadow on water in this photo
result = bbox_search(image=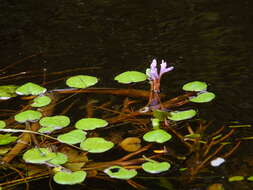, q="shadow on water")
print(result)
[0,0,253,189]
